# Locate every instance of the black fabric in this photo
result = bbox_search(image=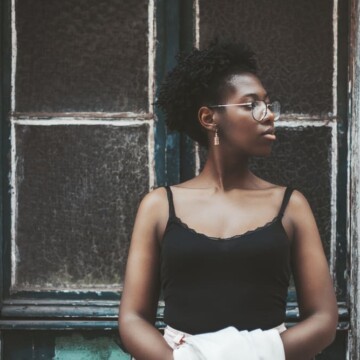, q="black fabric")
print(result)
[161,186,294,335]
[165,186,176,218]
[278,187,295,218]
